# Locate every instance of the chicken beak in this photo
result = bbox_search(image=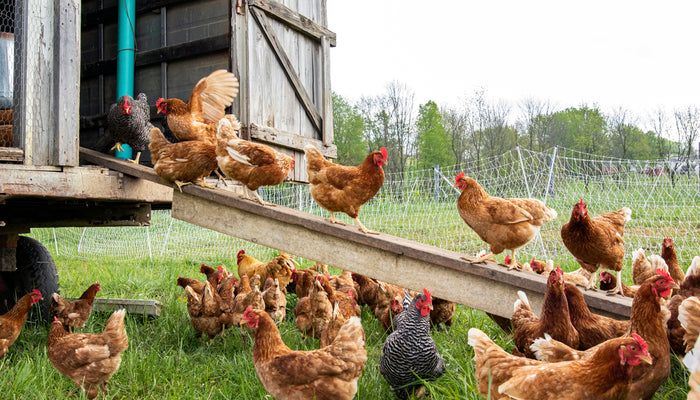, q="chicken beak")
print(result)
[671,282,680,290]
[638,354,653,365]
